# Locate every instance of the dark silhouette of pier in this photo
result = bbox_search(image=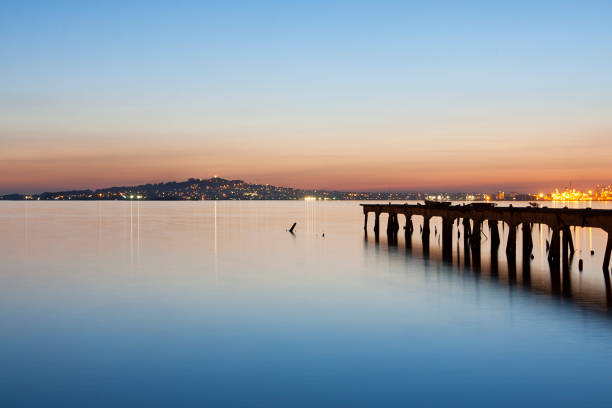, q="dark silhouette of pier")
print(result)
[361,202,612,274]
